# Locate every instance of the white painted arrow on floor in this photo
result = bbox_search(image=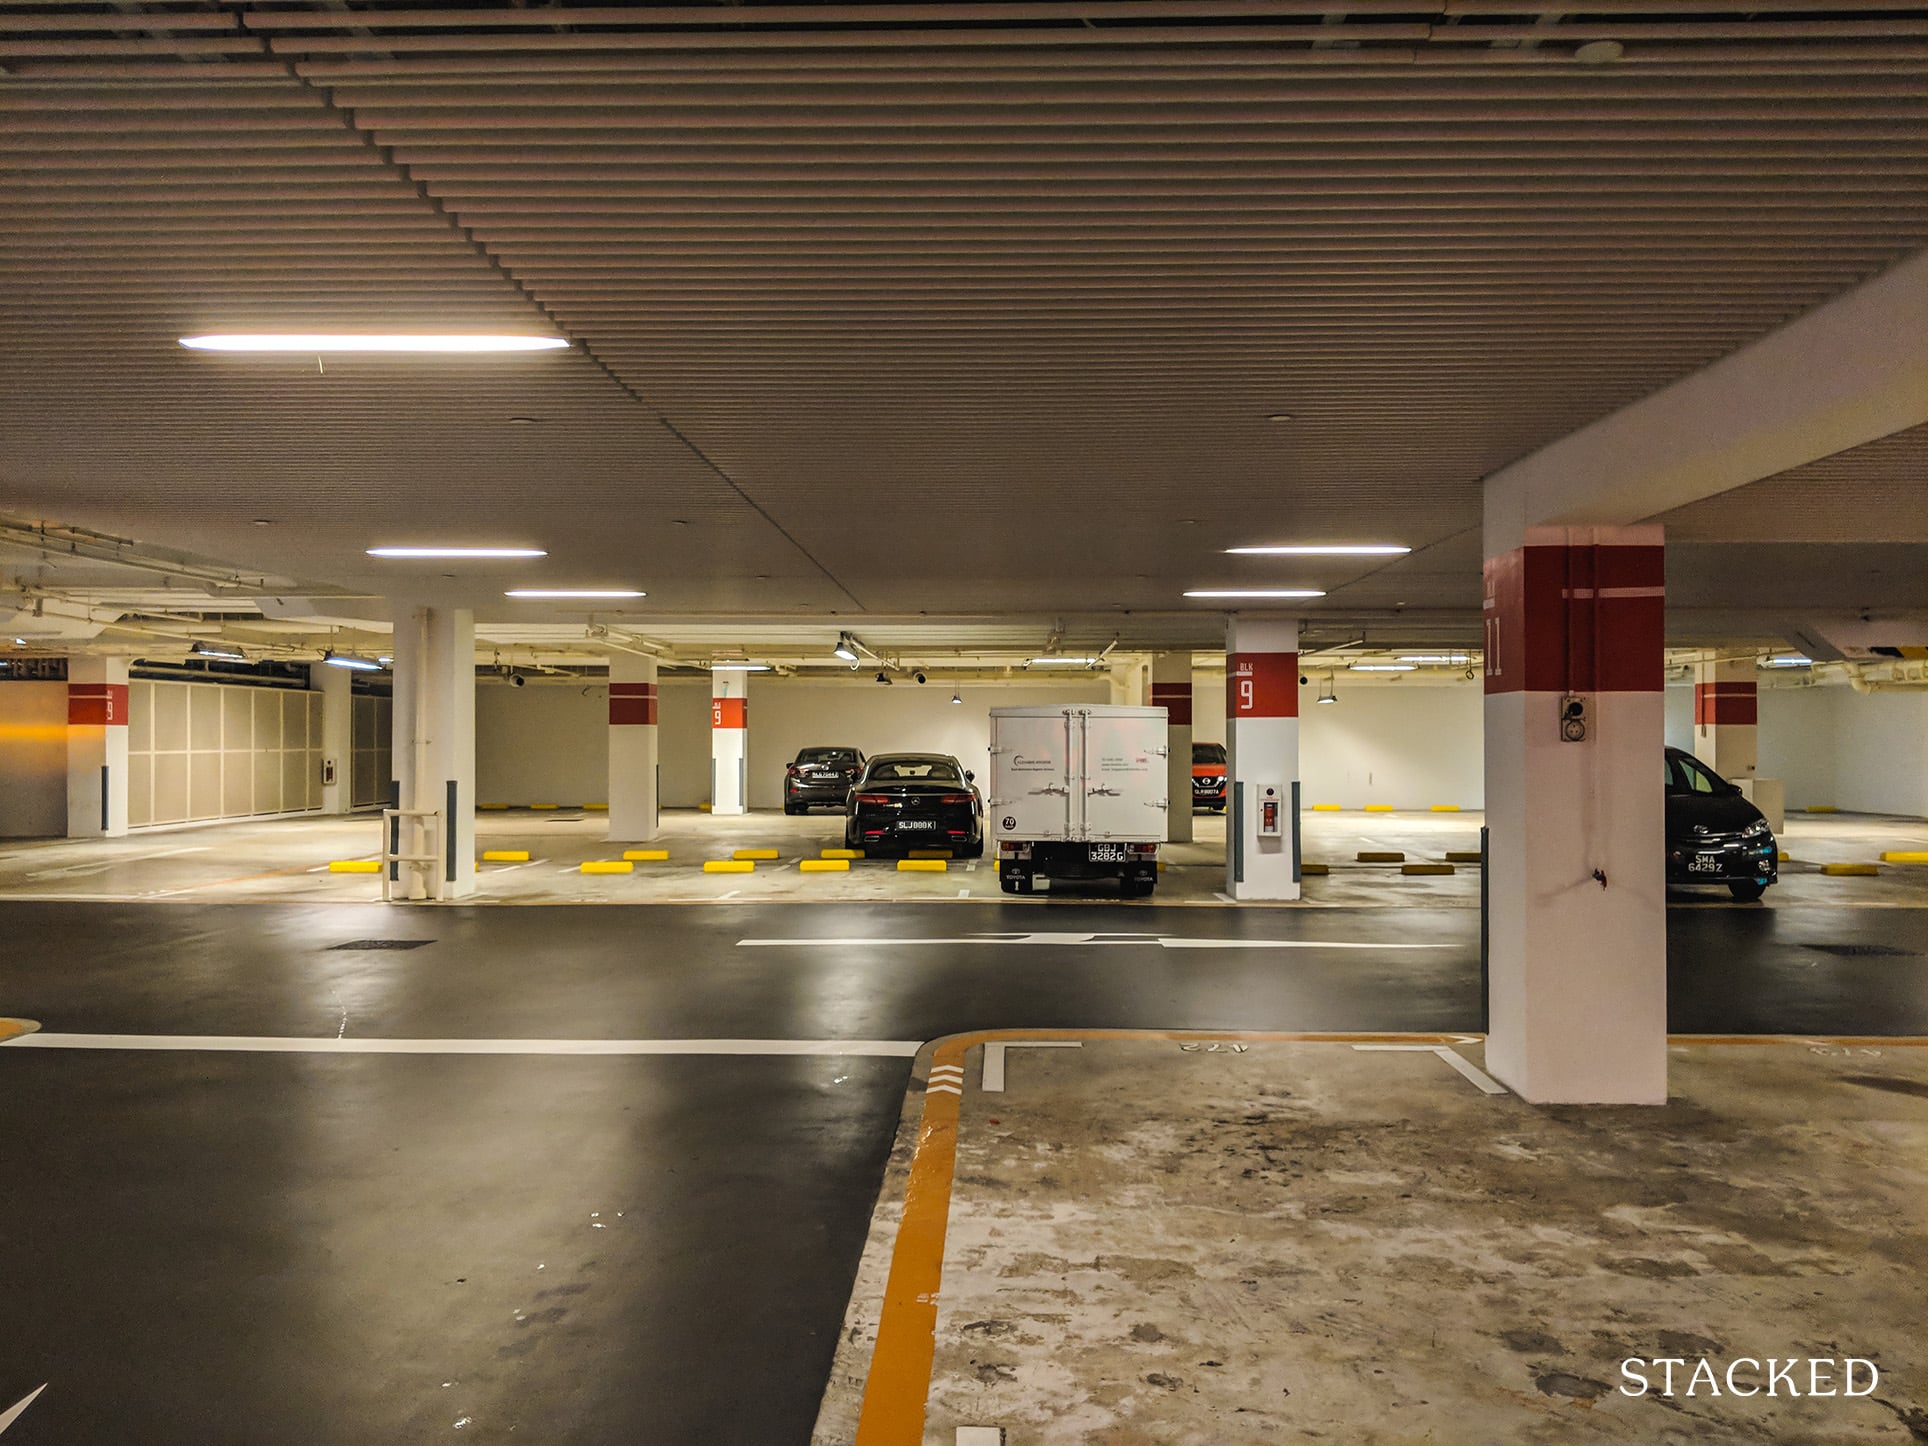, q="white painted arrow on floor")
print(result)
[0,1385,46,1436]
